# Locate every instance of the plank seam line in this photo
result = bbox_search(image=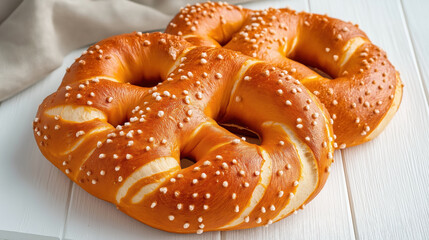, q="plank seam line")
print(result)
[398,0,429,109]
[59,181,74,240]
[341,150,359,240]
